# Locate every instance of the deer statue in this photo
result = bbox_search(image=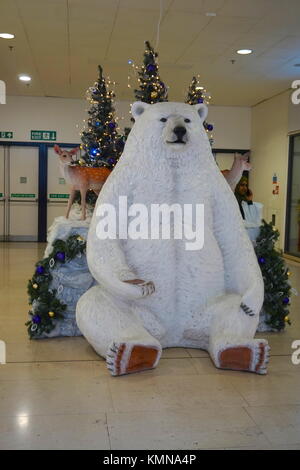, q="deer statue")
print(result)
[222,151,251,191]
[54,144,111,220]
